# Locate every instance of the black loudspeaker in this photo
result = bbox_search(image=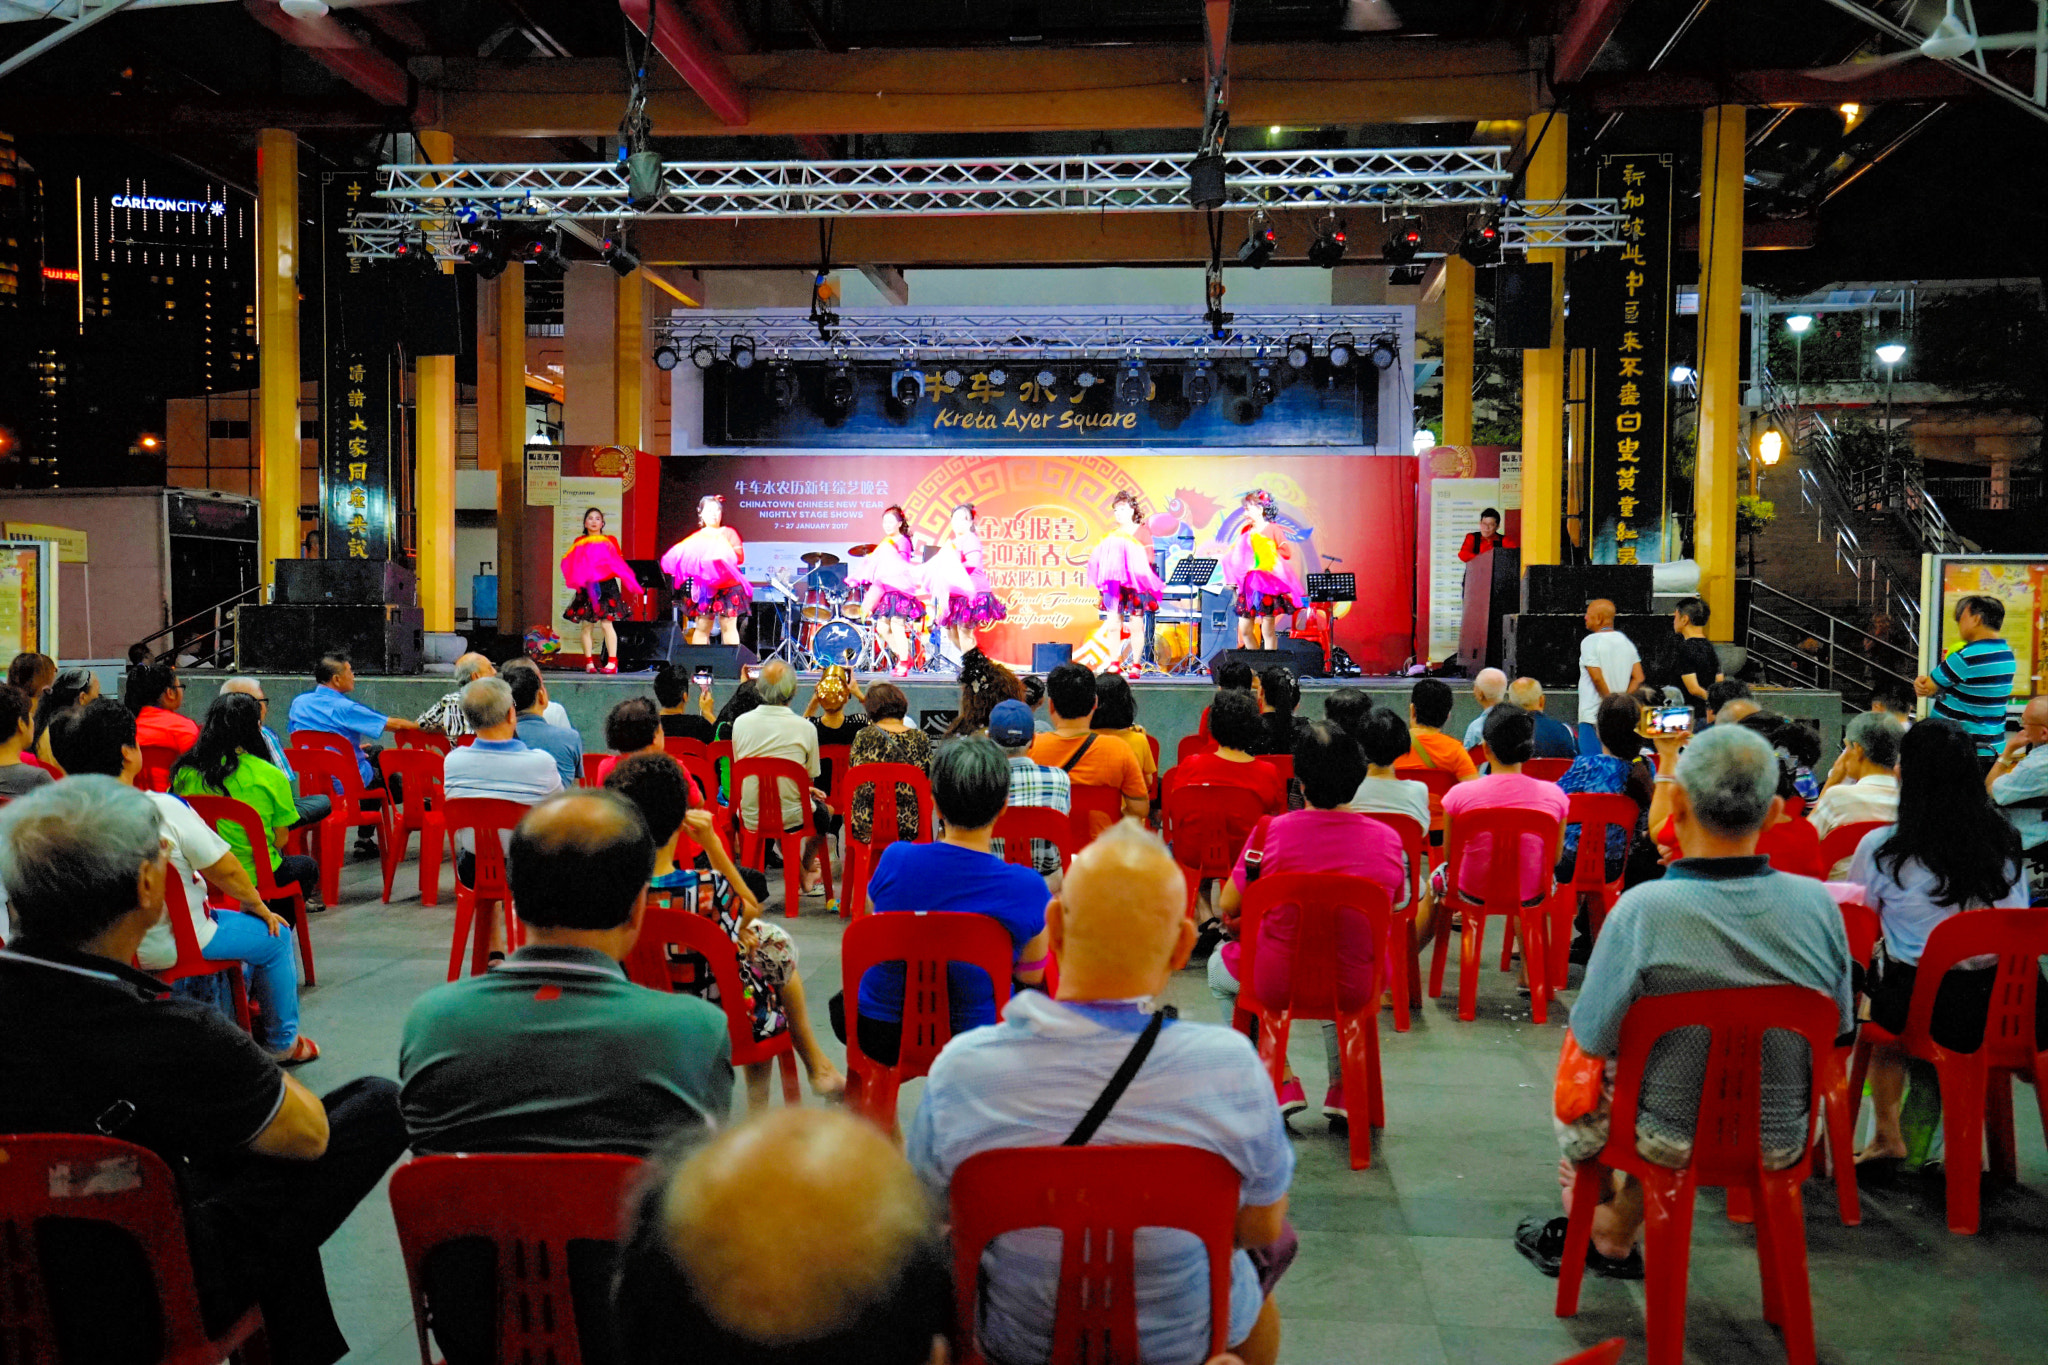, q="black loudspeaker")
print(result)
[1210,642,1325,679]
[615,621,682,670]
[1521,564,1654,615]
[400,271,463,357]
[661,643,759,679]
[1503,612,1676,690]
[236,604,423,675]
[1493,262,1555,350]
[1200,588,1234,634]
[273,559,418,606]
[1033,643,1074,673]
